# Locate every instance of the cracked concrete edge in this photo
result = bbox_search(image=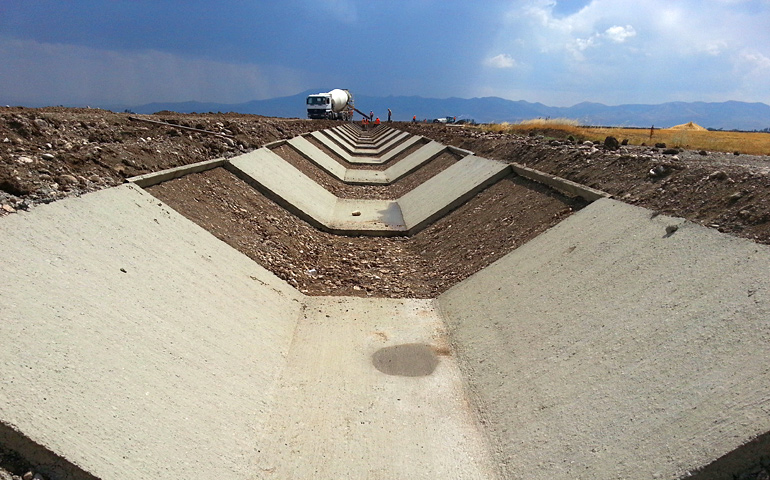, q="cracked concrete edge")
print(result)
[0,421,99,480]
[510,162,609,201]
[263,139,288,149]
[688,430,770,480]
[126,157,226,188]
[447,145,475,157]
